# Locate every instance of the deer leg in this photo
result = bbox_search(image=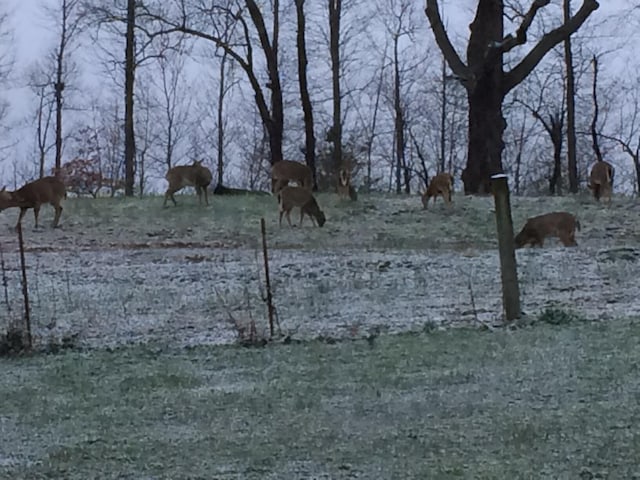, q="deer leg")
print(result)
[33,205,41,229]
[286,209,293,227]
[15,207,28,230]
[204,186,209,206]
[299,208,304,226]
[52,203,63,228]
